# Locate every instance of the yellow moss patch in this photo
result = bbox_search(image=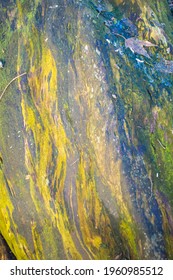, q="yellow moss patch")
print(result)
[16,15,81,257]
[0,171,33,259]
[31,221,45,259]
[76,153,117,259]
